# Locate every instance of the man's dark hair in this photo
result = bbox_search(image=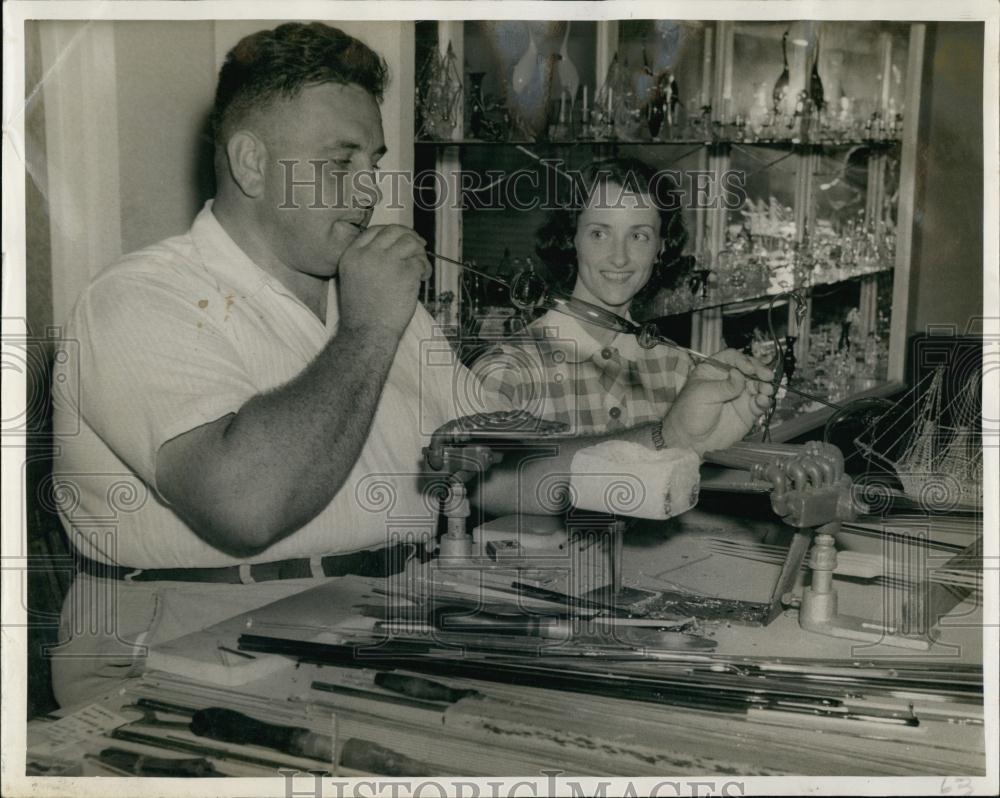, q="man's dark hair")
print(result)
[211,22,388,145]
[535,157,690,311]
